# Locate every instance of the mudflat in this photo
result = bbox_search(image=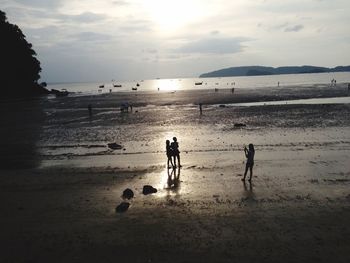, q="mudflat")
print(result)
[0,84,349,262]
